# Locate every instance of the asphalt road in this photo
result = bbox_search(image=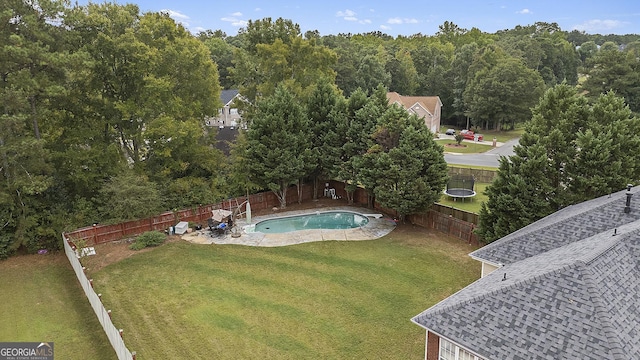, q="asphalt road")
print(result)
[444,137,519,168]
